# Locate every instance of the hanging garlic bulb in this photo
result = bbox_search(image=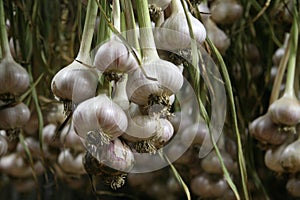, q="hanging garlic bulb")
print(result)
[279,137,300,173]
[60,123,85,152]
[180,122,208,147]
[51,0,98,112]
[210,0,243,25]
[286,177,300,197]
[42,123,61,148]
[190,173,229,198]
[72,94,128,144]
[272,33,290,66]
[204,18,230,55]
[16,137,43,158]
[58,149,86,175]
[0,101,30,135]
[0,0,29,101]
[249,113,287,145]
[264,141,288,173]
[83,138,134,190]
[0,134,8,156]
[154,0,206,50]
